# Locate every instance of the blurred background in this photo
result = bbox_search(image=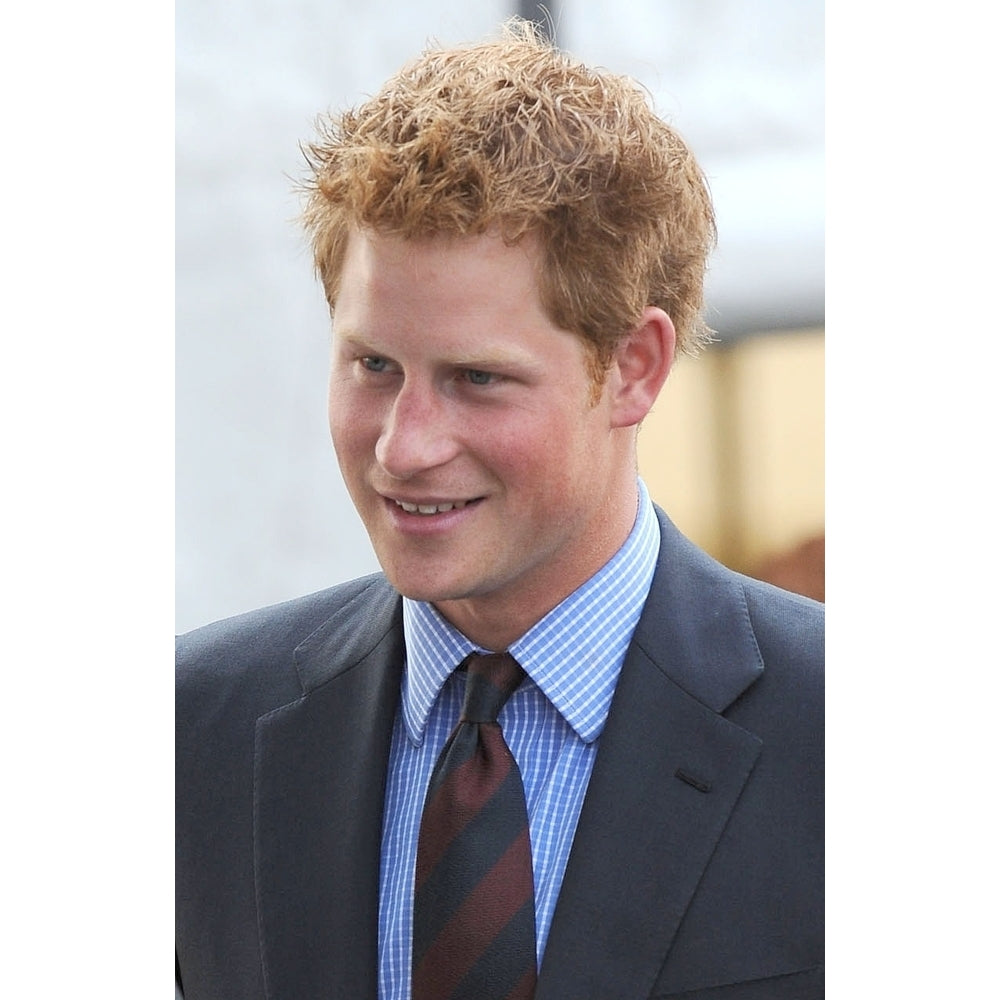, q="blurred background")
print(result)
[176,0,824,634]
